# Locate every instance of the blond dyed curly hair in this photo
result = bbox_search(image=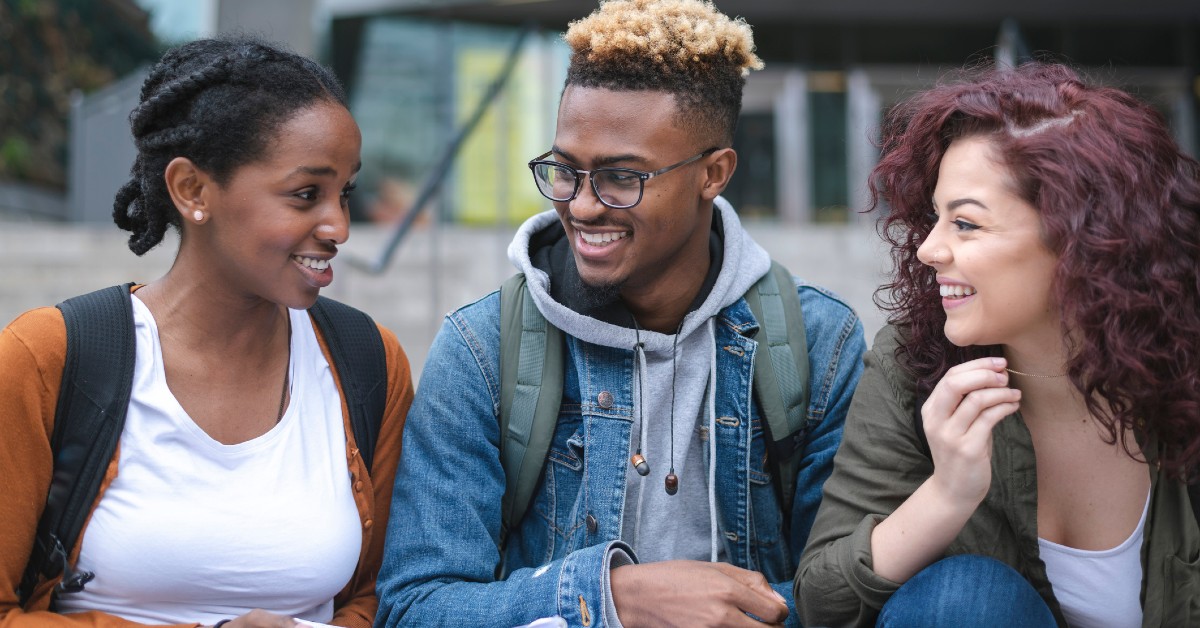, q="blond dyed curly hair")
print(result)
[563,0,763,145]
